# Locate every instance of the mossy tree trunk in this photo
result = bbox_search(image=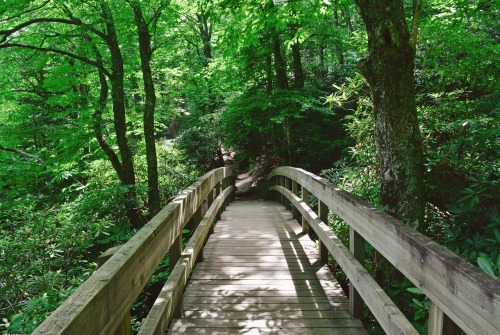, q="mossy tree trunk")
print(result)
[355,0,425,230]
